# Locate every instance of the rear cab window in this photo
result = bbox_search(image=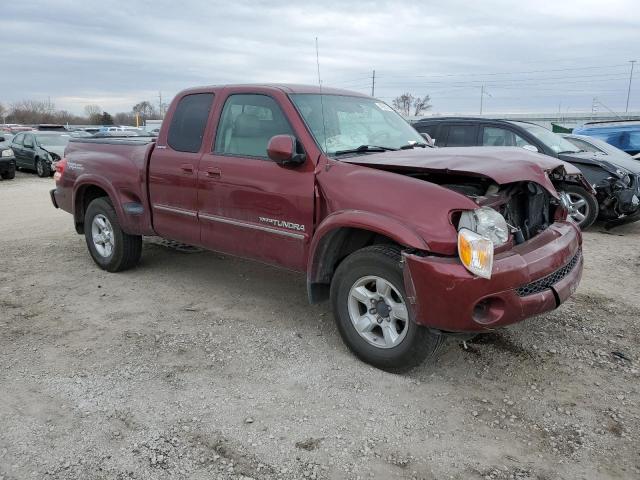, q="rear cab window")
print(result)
[167,93,214,153]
